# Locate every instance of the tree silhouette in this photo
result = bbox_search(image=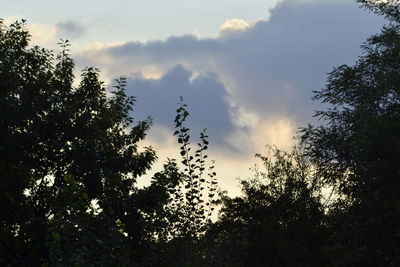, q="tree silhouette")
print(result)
[0,19,158,265]
[357,0,400,23]
[205,146,326,266]
[150,98,219,266]
[2,1,400,264]
[300,8,400,265]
